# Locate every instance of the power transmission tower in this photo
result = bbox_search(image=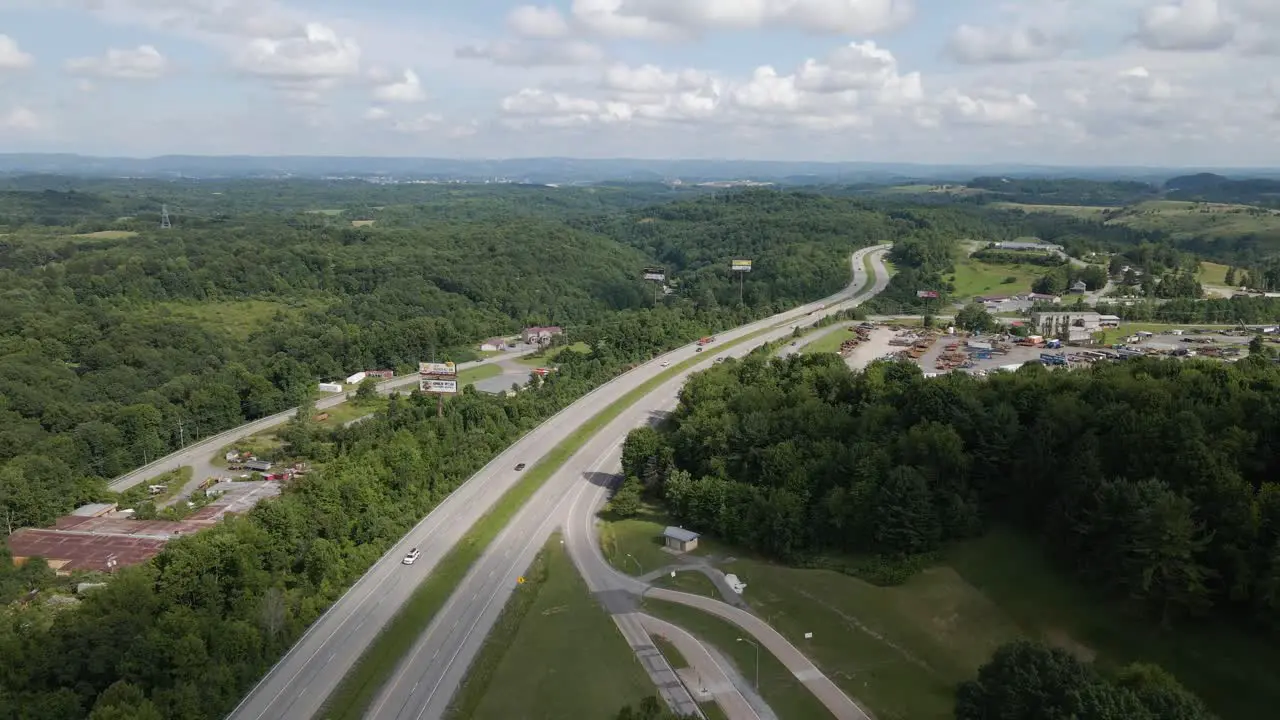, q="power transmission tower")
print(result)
[160,204,172,229]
